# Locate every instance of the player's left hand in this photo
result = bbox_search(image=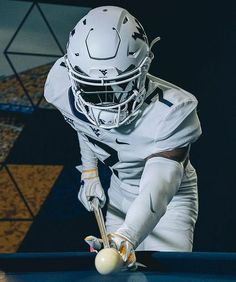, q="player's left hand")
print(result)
[78,169,106,212]
[85,235,103,252]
